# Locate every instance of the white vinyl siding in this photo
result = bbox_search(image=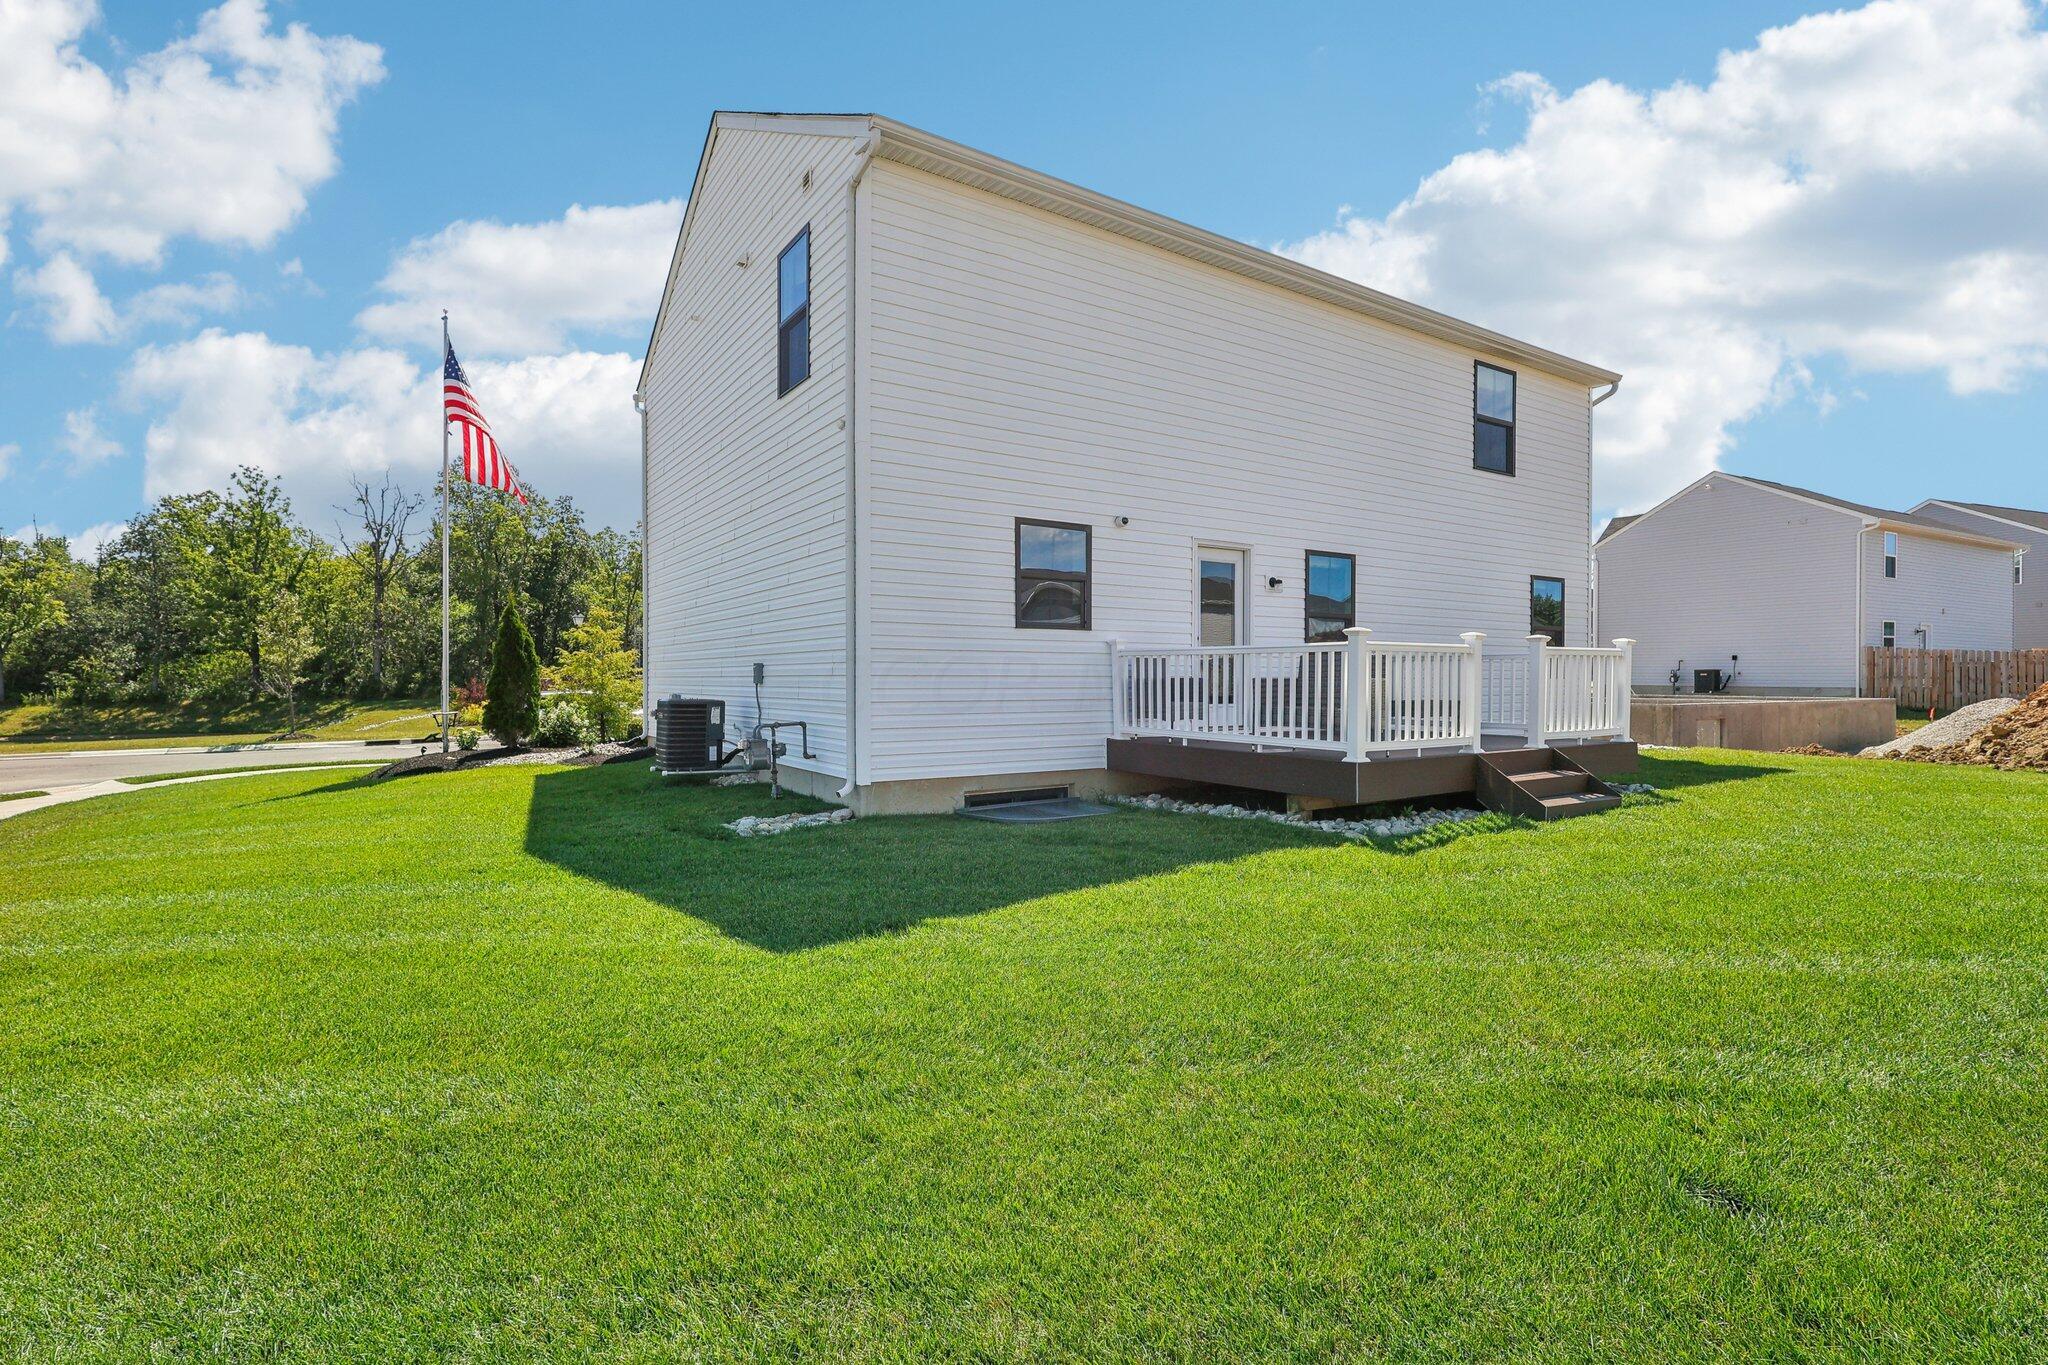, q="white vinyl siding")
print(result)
[642,126,863,780]
[1862,528,2013,651]
[1909,504,2048,648]
[1596,475,1862,694]
[858,160,1596,783]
